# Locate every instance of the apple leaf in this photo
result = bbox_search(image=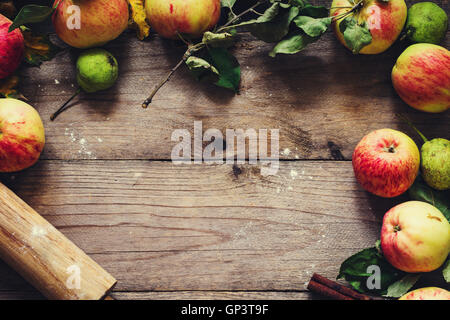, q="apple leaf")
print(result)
[443,259,450,283]
[0,75,25,100]
[293,16,331,37]
[384,274,421,298]
[202,31,236,48]
[269,31,318,57]
[299,4,329,18]
[9,5,55,32]
[128,0,151,40]
[248,5,300,43]
[186,56,220,83]
[207,47,241,92]
[339,16,372,54]
[22,28,62,66]
[338,245,404,294]
[408,176,450,222]
[221,0,237,9]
